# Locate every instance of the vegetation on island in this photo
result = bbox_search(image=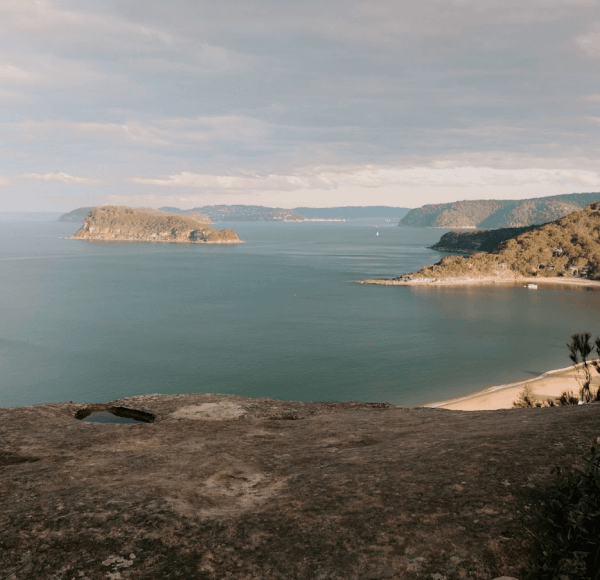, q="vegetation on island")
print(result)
[397,203,600,282]
[70,206,240,244]
[59,206,212,224]
[134,207,212,224]
[430,226,537,254]
[400,192,600,229]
